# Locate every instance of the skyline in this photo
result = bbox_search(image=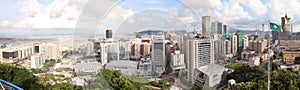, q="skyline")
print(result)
[1,0,300,36]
